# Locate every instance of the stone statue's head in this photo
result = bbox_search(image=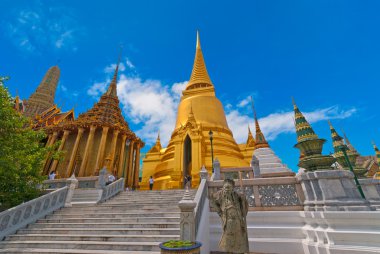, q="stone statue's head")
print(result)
[222,179,235,195]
